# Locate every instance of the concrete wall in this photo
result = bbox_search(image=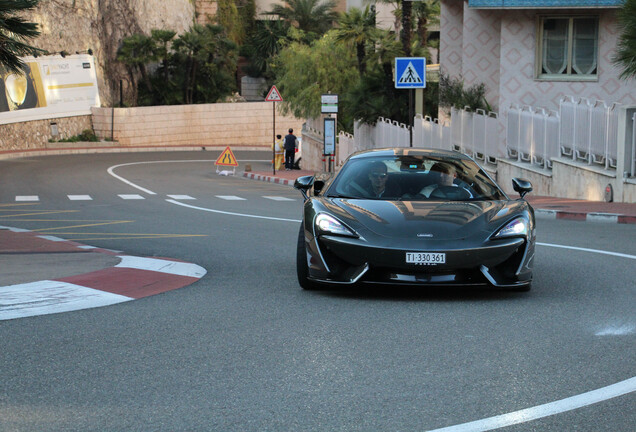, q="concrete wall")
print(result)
[92,102,304,148]
[497,157,635,202]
